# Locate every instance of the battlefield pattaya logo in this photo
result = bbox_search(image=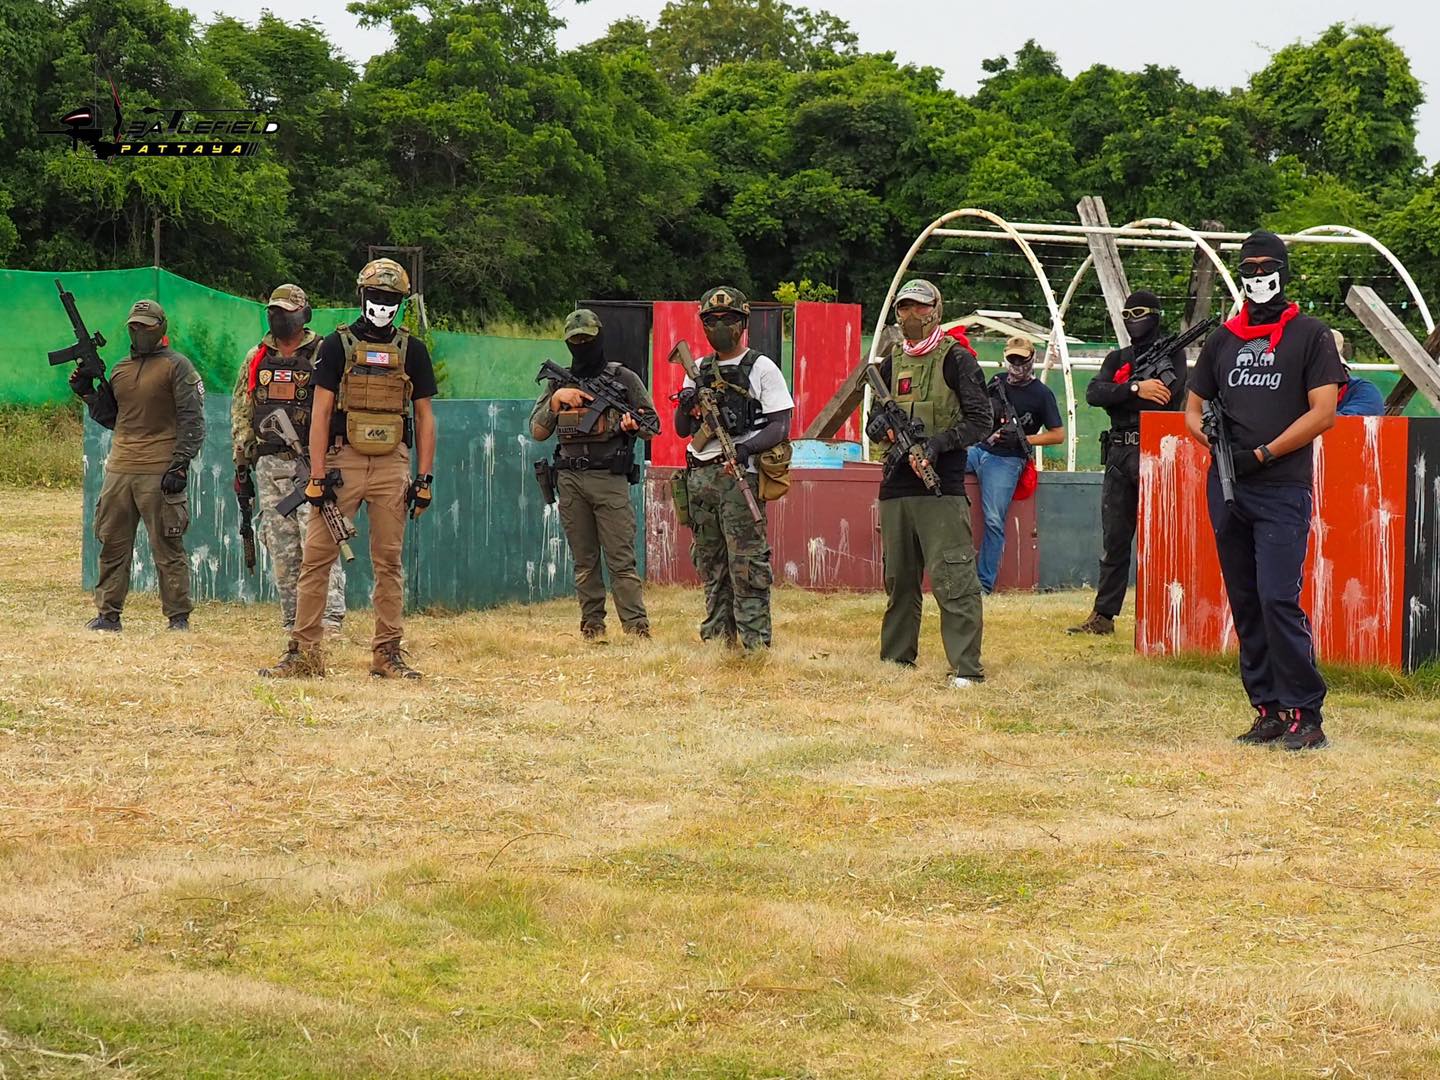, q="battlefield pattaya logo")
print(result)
[44,78,278,158]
